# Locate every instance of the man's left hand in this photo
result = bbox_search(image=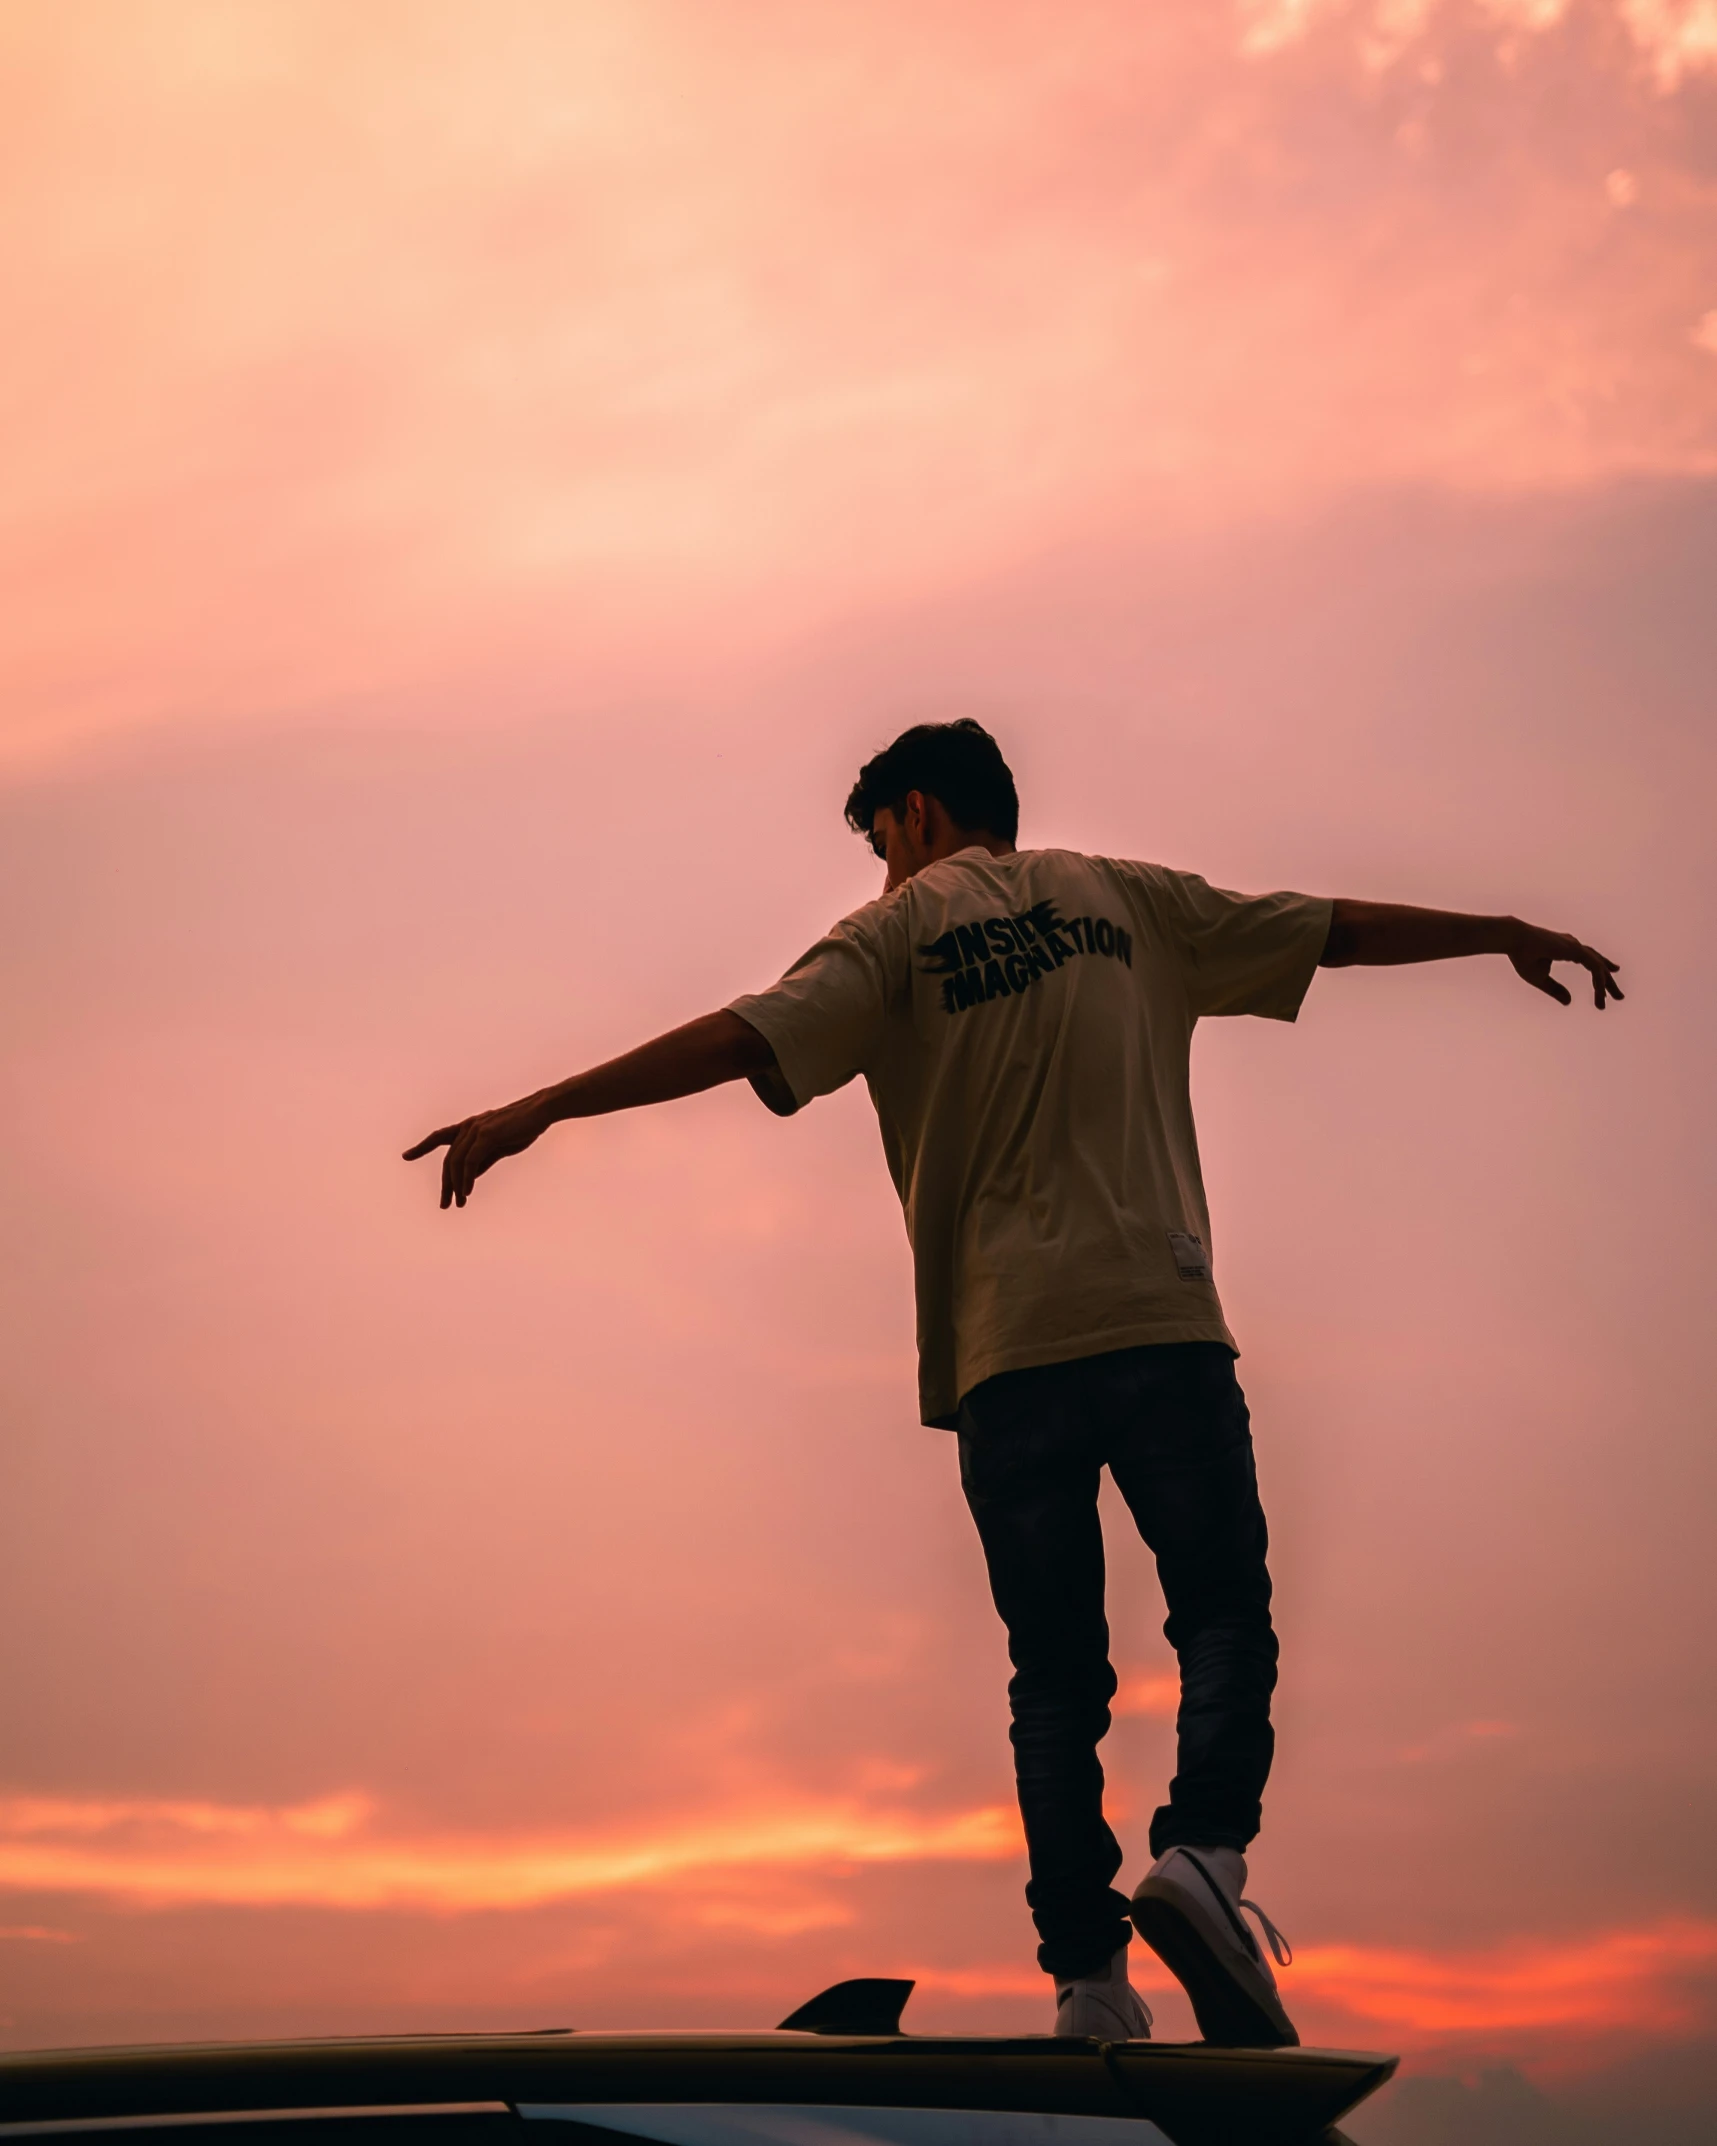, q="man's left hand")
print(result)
[1508,923,1623,1008]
